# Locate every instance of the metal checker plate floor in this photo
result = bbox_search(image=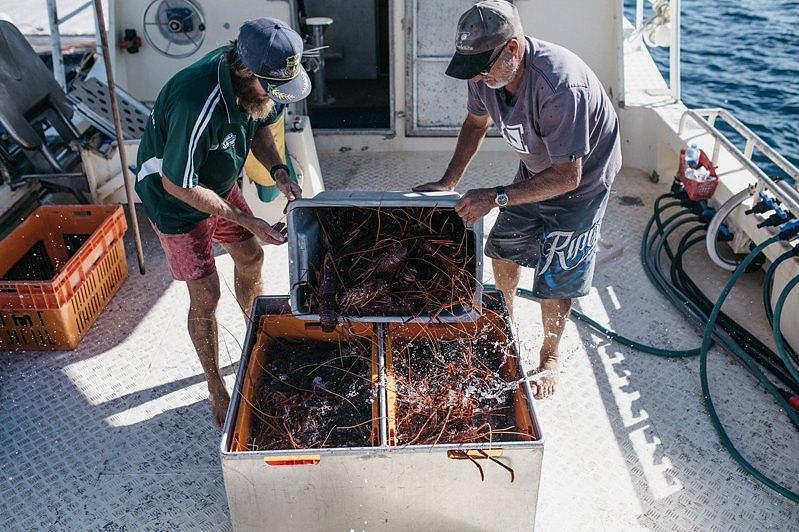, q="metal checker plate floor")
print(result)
[1,150,797,531]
